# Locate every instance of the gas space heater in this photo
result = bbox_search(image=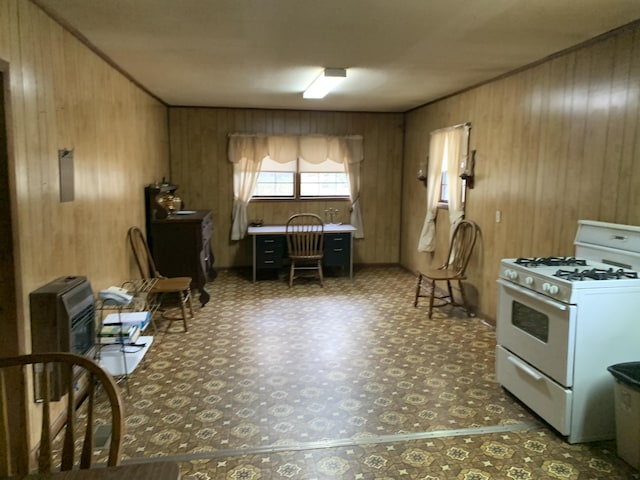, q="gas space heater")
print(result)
[29,276,96,401]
